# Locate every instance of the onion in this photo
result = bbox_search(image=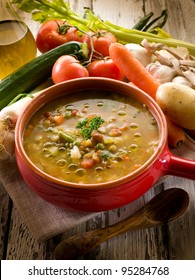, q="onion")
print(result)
[0,92,41,160]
